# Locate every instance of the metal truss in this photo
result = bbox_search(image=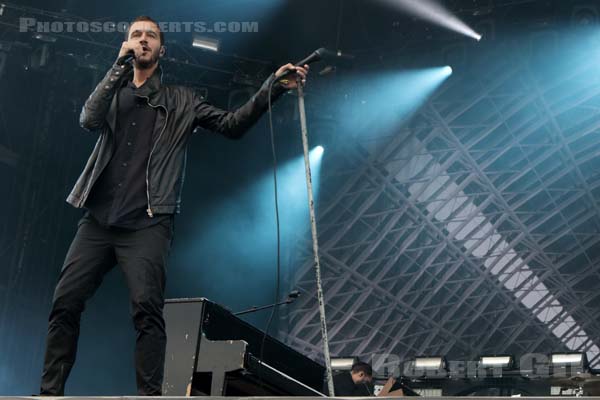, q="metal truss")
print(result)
[280,37,600,369]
